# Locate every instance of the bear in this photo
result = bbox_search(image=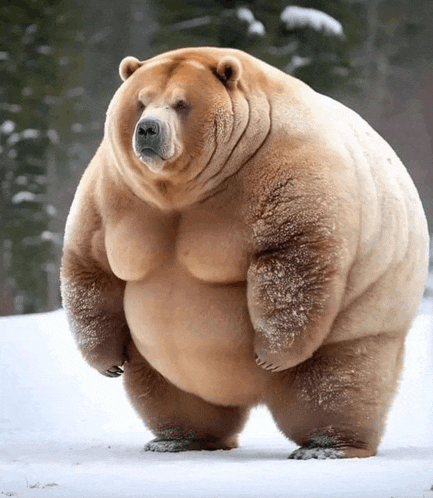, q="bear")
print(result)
[61,46,429,459]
